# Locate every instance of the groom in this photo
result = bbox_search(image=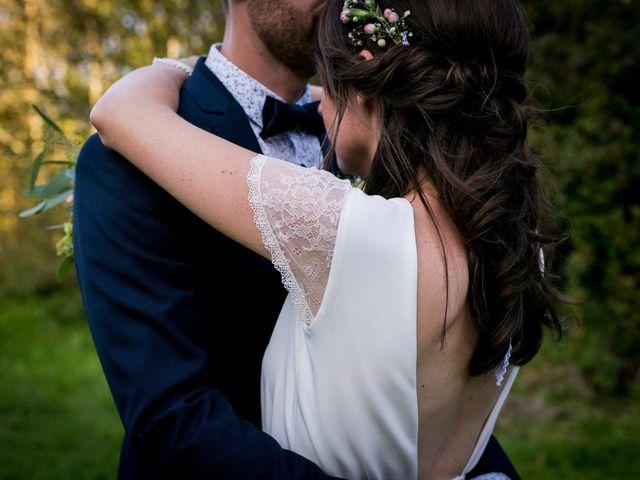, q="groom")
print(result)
[74,0,519,478]
[75,0,341,477]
